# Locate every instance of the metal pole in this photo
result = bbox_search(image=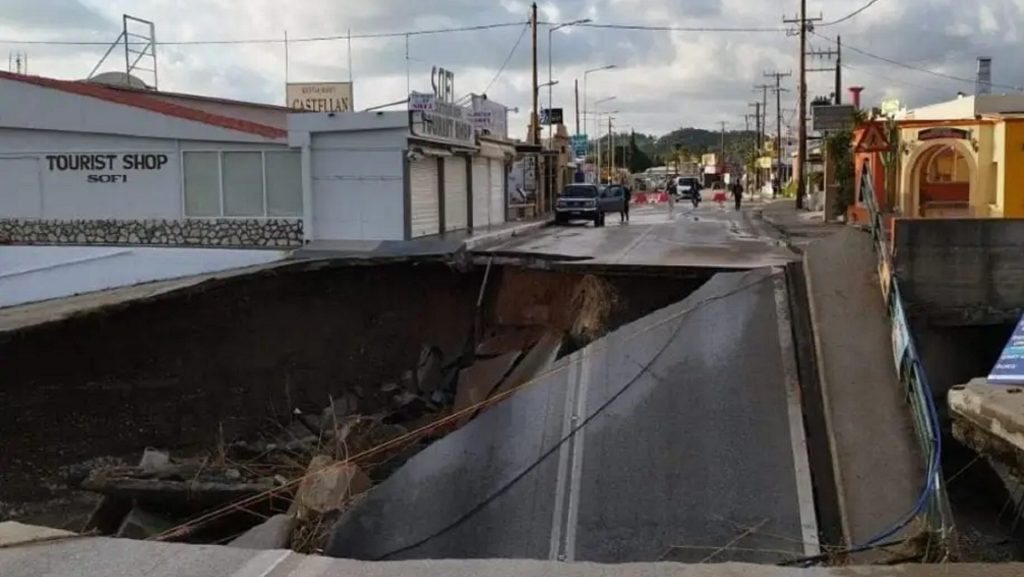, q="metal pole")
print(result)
[797,0,807,209]
[777,78,783,197]
[835,36,842,104]
[574,79,580,136]
[531,2,539,146]
[547,27,553,147]
[610,116,615,180]
[405,34,410,98]
[348,28,353,85]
